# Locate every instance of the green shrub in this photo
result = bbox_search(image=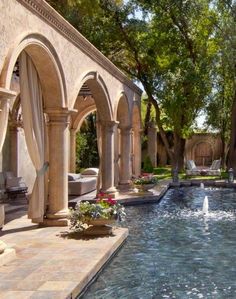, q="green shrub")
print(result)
[143,155,153,173]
